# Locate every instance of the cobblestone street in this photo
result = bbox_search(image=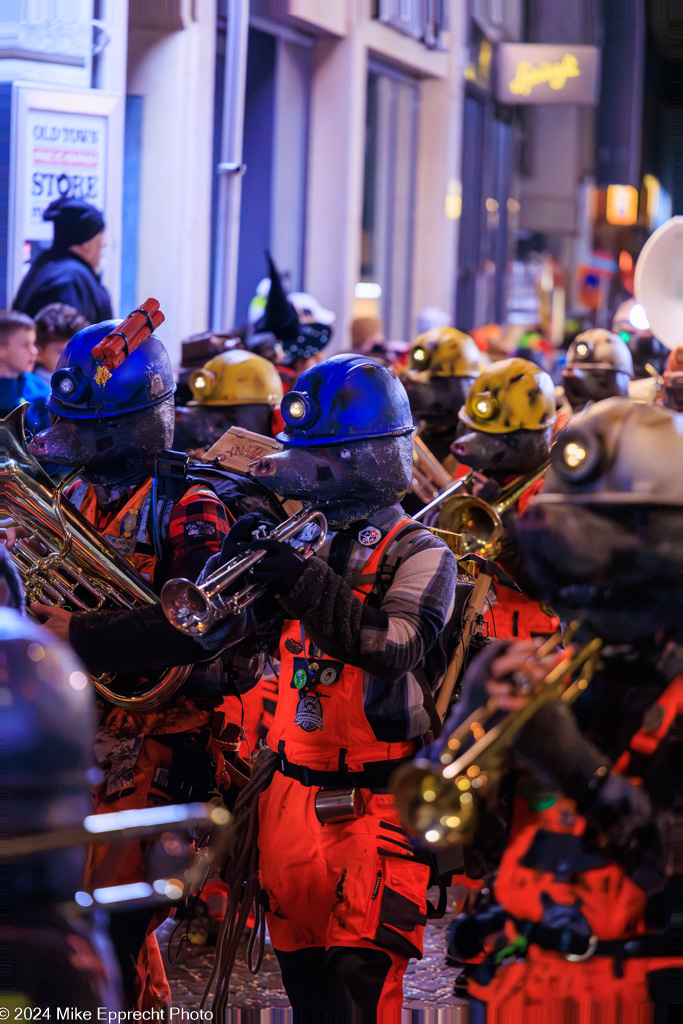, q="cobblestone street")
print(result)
[162,889,471,1020]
